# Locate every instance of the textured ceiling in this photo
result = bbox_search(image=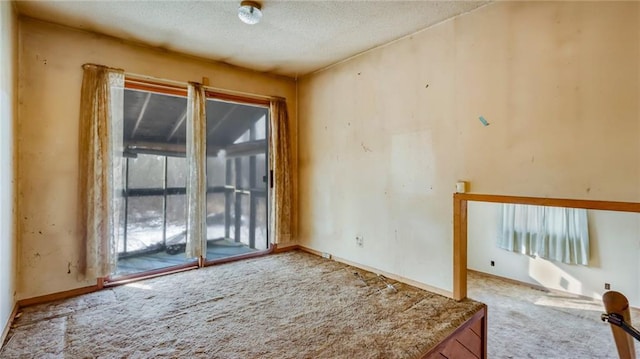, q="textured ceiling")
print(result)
[16,0,489,78]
